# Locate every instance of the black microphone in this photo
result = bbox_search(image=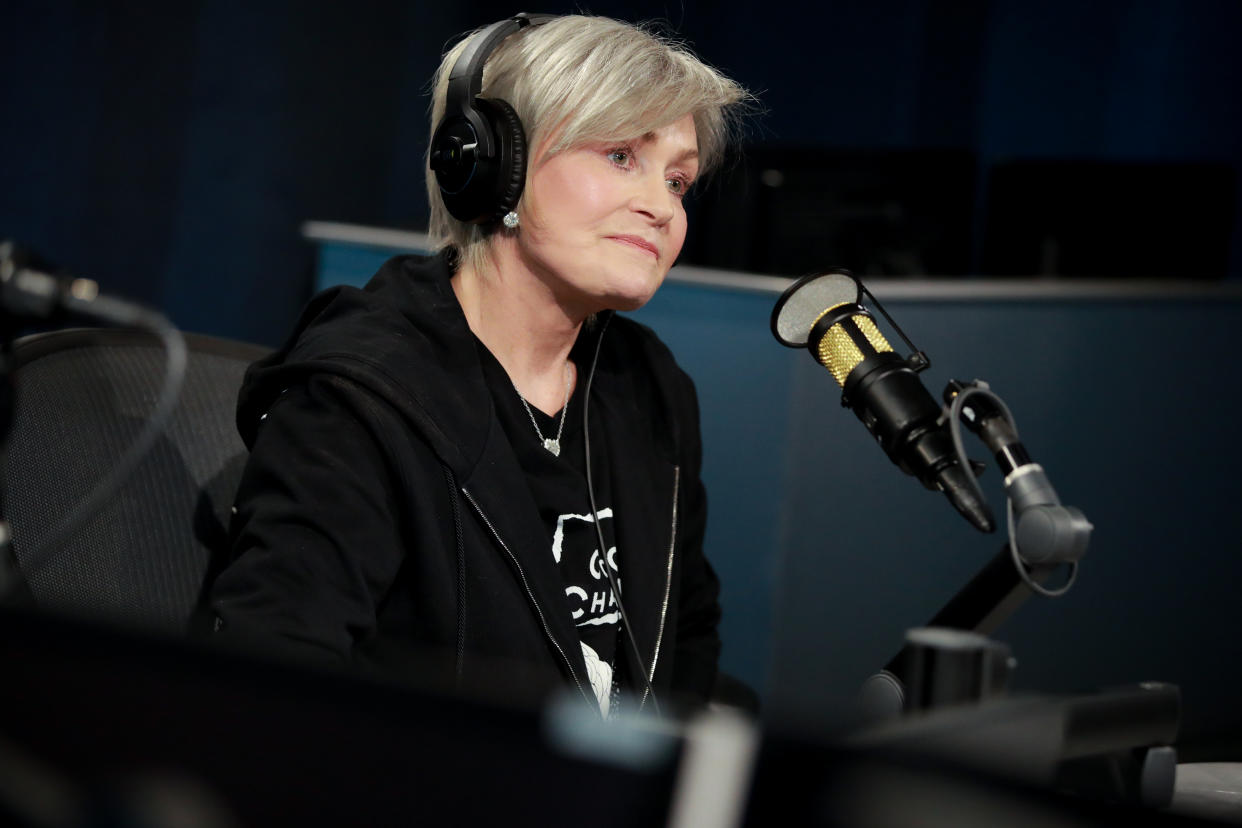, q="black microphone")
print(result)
[772,270,995,533]
[0,240,152,327]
